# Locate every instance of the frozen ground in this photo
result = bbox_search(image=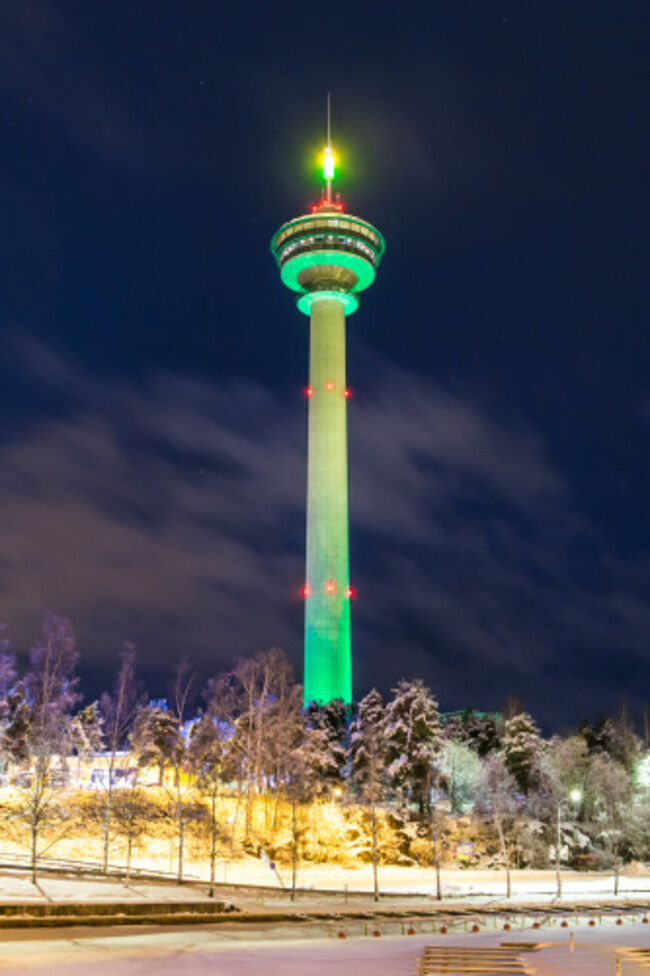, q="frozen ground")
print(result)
[1,920,650,975]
